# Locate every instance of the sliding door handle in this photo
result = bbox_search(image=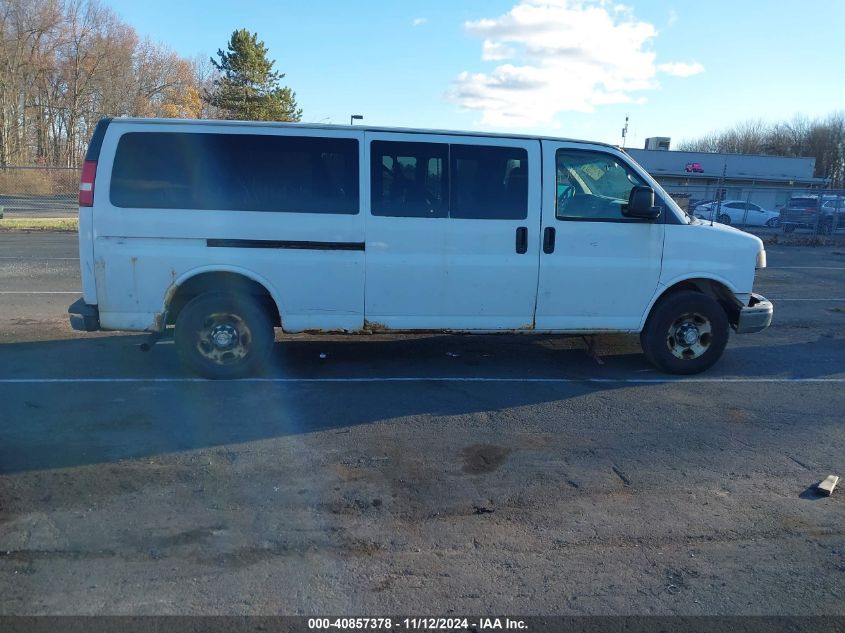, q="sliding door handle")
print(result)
[543,227,556,254]
[515,226,528,254]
